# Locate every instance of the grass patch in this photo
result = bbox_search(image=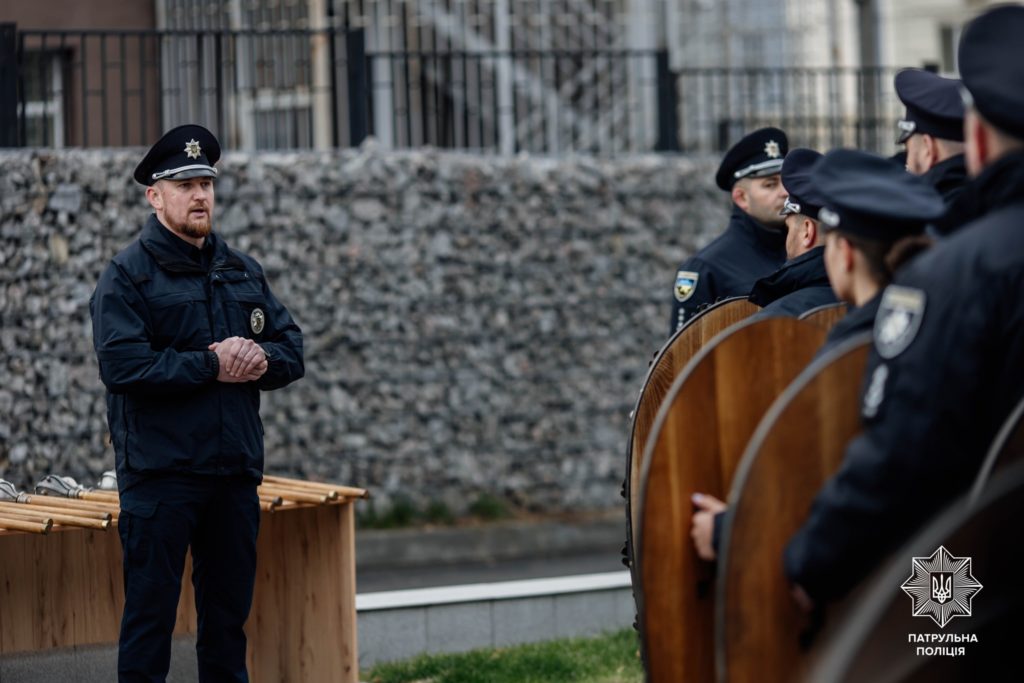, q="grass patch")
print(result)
[358,496,420,529]
[466,492,509,521]
[358,493,514,529]
[363,628,642,683]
